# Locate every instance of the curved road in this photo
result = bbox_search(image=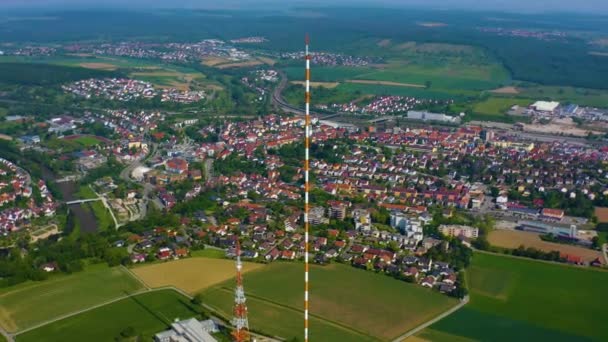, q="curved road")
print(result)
[272,71,319,117]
